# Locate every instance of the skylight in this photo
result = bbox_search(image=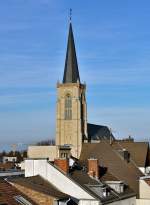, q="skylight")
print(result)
[14,195,32,205]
